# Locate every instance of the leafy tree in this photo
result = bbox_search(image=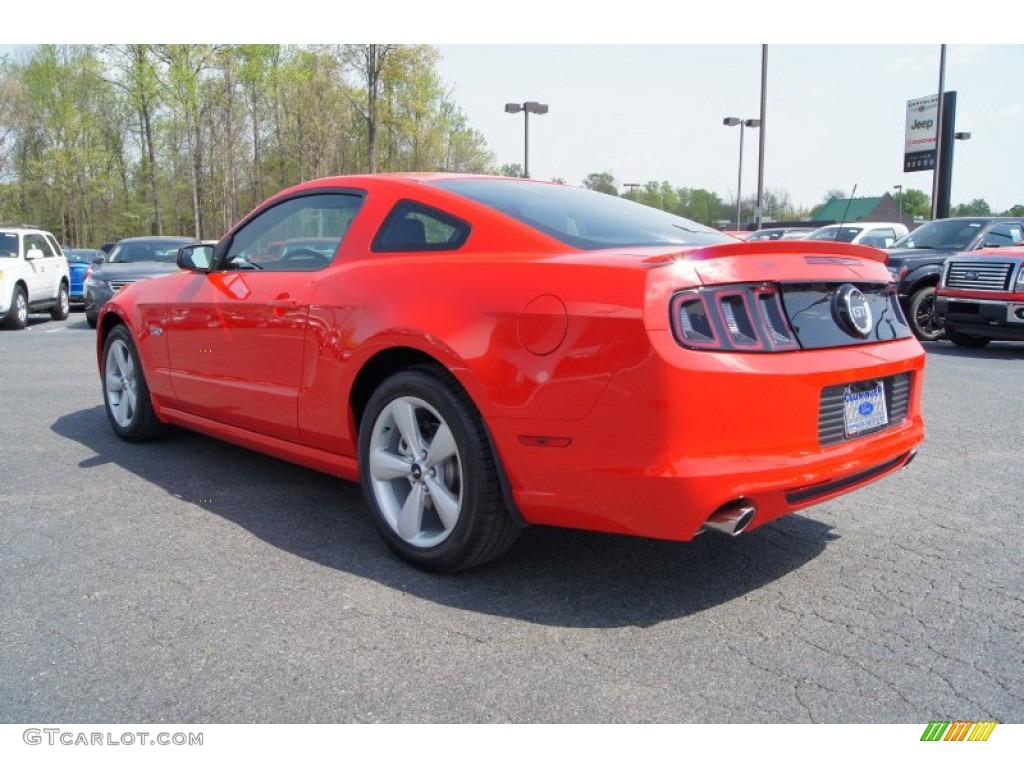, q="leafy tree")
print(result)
[898,188,930,220]
[583,171,617,196]
[1002,204,1024,216]
[499,163,525,178]
[951,198,992,216]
